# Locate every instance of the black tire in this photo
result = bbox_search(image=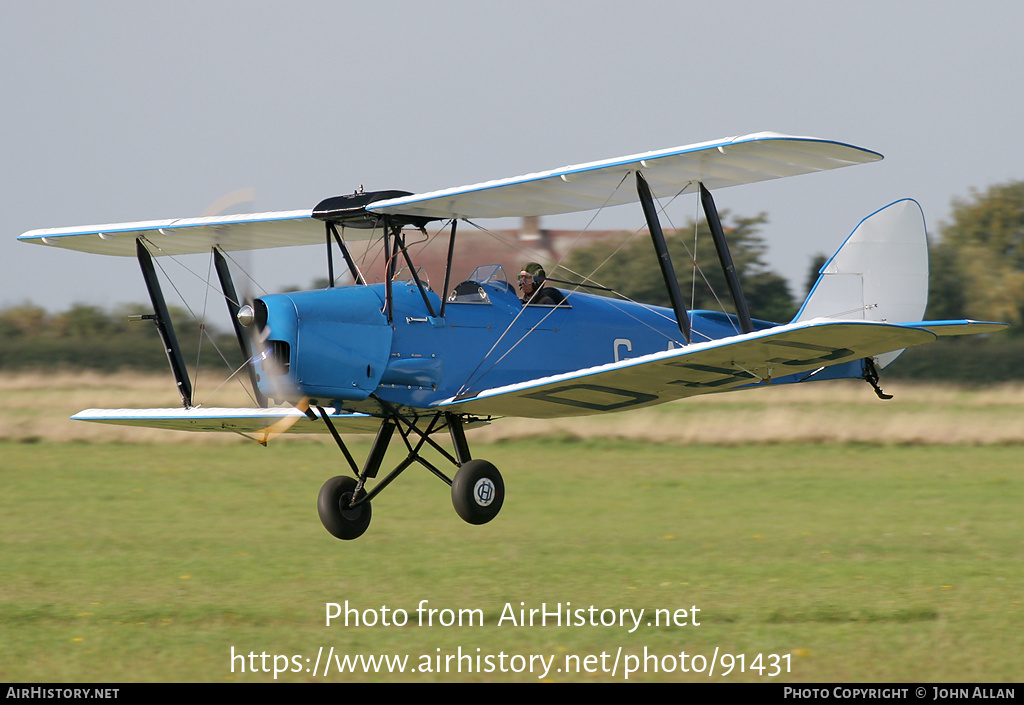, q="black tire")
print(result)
[318,476,371,540]
[451,459,504,525]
